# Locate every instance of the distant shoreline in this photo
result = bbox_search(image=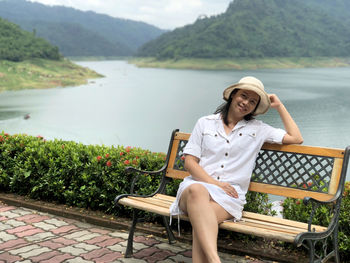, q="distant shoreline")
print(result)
[0,58,103,92]
[129,57,350,70]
